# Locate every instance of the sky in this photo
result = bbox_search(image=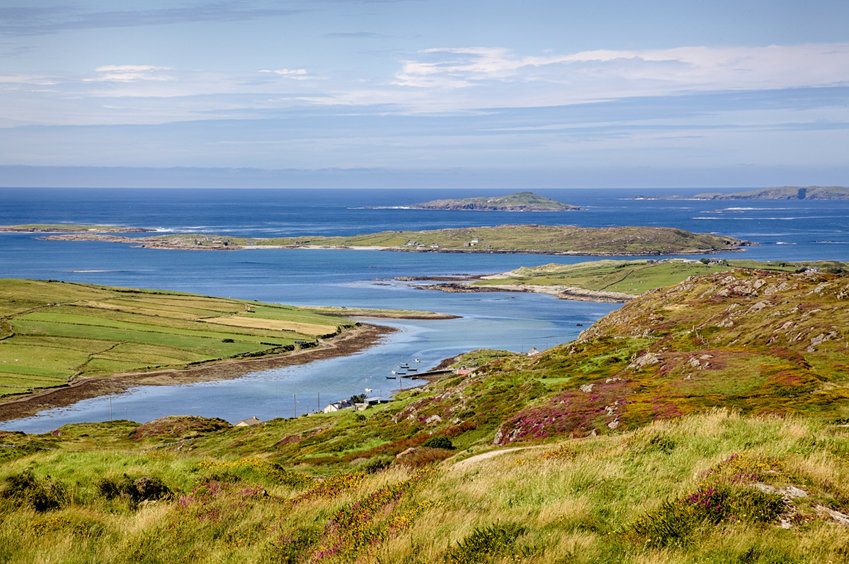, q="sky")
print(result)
[1,0,848,188]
